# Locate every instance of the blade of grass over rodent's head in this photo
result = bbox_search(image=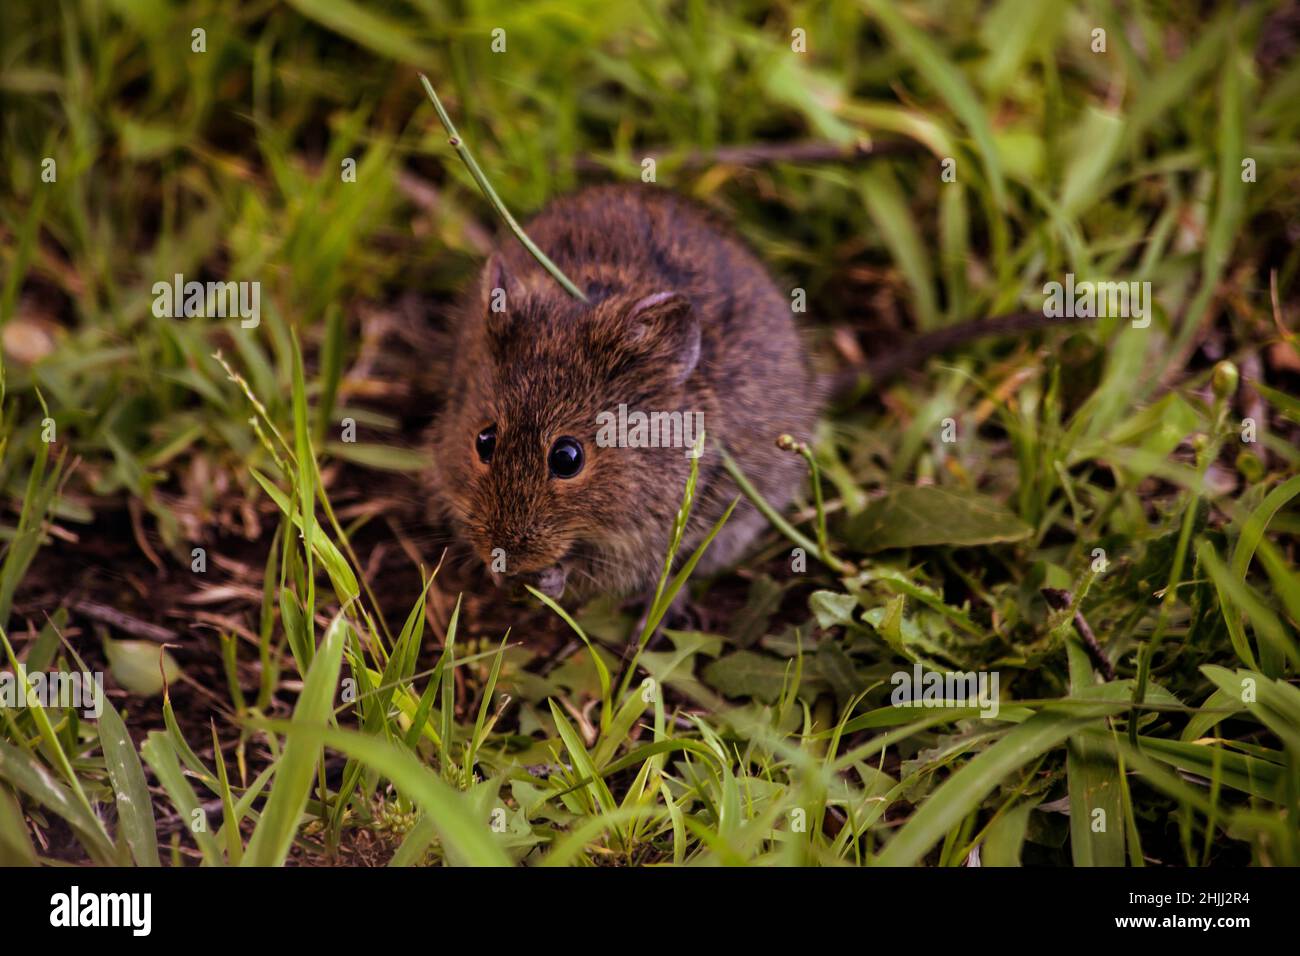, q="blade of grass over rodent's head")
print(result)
[418,72,588,304]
